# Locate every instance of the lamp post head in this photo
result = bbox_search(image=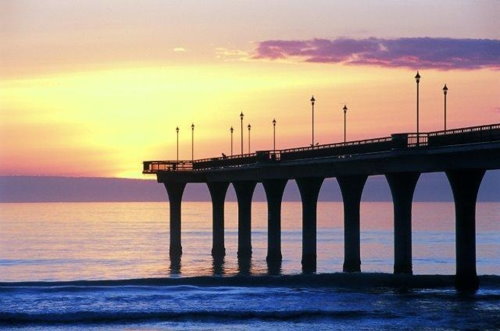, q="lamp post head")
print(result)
[273,118,276,126]
[310,96,315,105]
[443,84,448,95]
[415,71,421,83]
[240,112,244,120]
[176,126,179,133]
[191,123,195,130]
[230,126,233,133]
[248,124,251,130]
[343,105,348,113]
